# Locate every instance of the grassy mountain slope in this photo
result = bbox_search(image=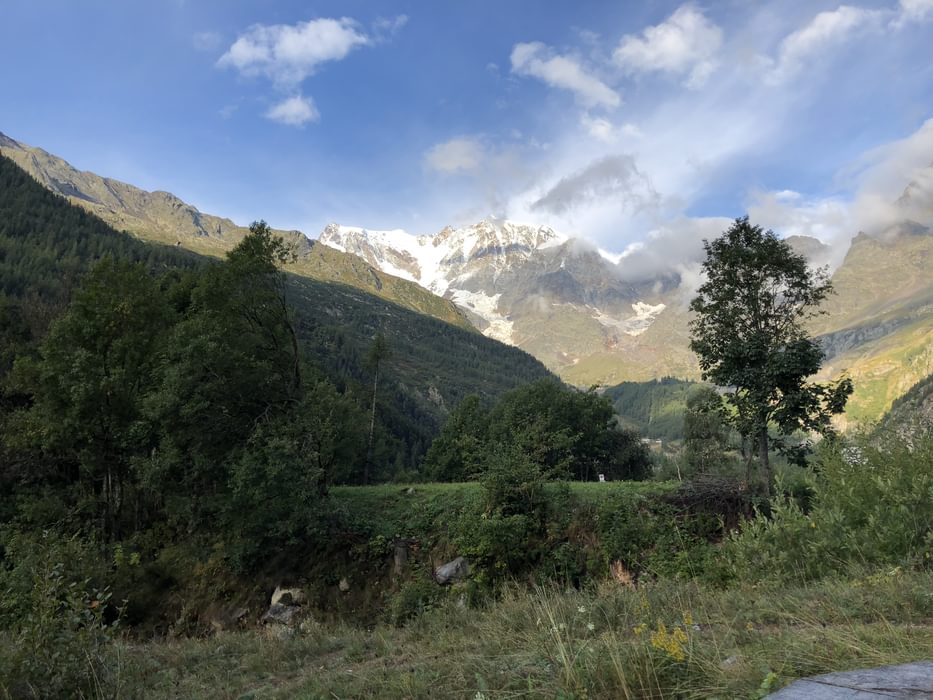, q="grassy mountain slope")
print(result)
[0,153,552,472]
[811,225,933,426]
[0,132,471,330]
